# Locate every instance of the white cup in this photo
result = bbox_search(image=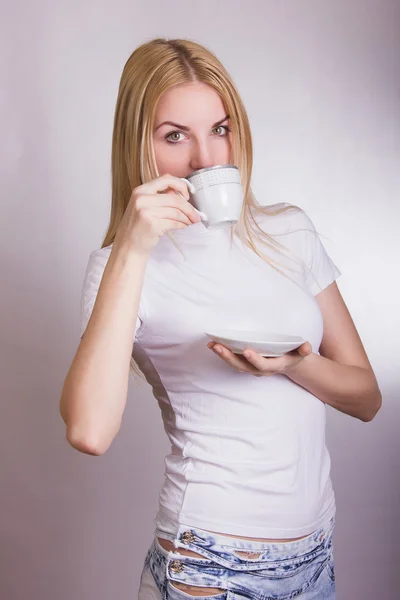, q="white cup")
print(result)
[180,164,243,230]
